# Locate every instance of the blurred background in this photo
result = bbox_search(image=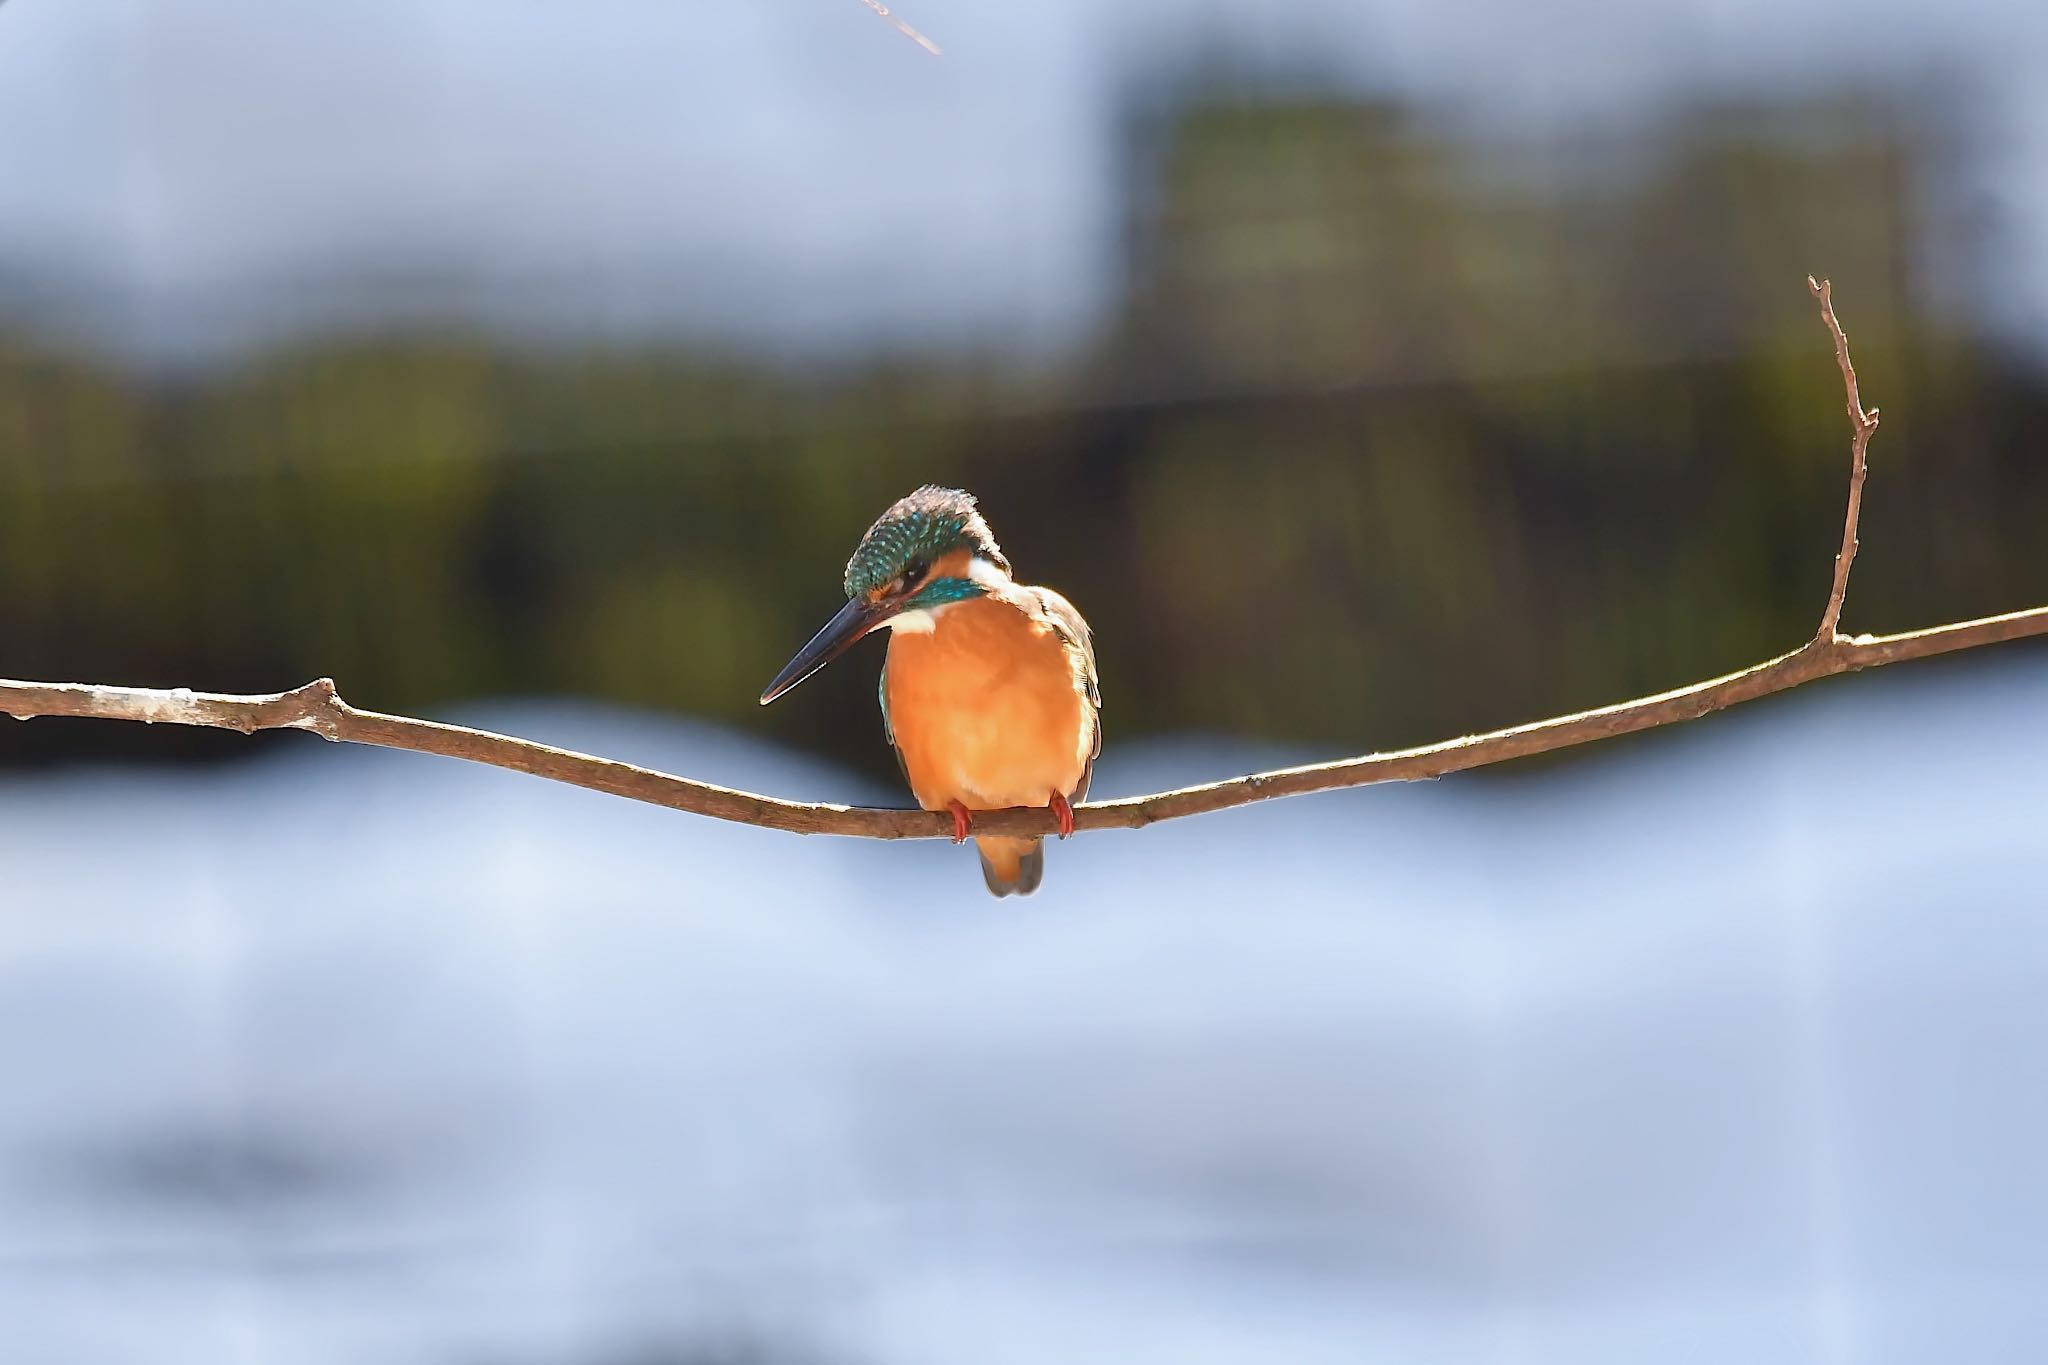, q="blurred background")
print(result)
[3,0,2047,1361]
